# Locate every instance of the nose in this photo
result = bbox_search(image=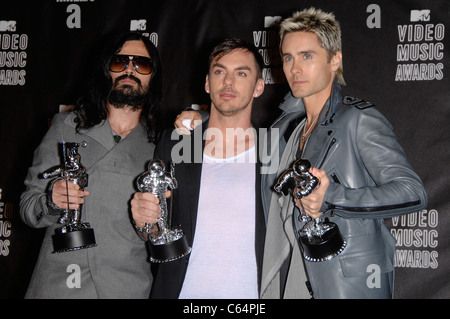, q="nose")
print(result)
[290,59,302,76]
[124,58,136,74]
[224,73,233,87]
